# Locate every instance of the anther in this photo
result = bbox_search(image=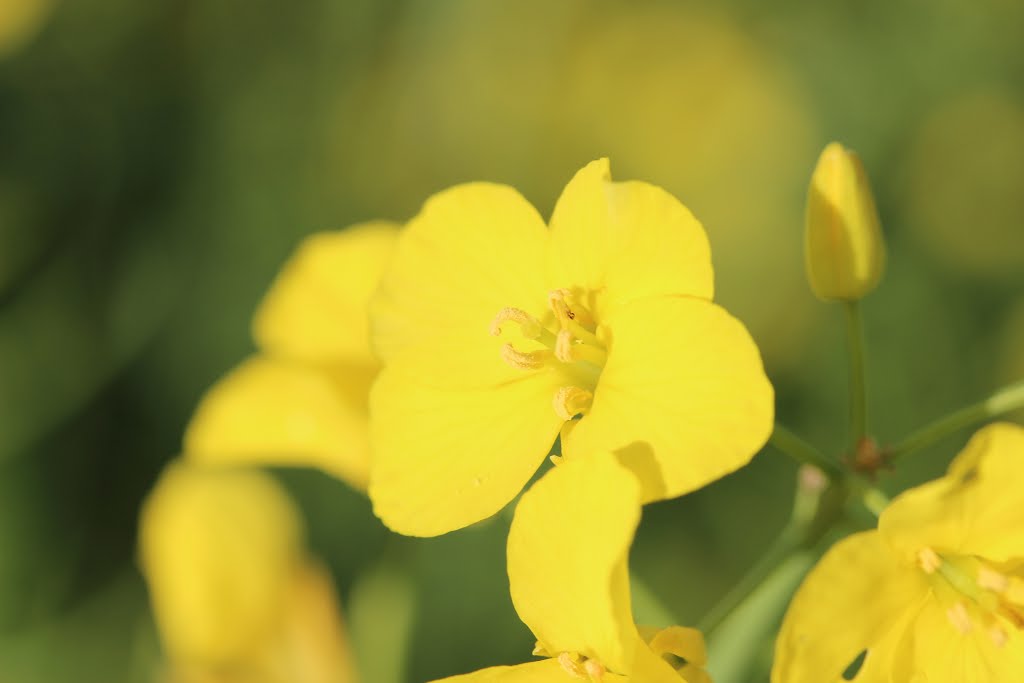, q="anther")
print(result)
[553,386,594,420]
[555,329,575,363]
[557,652,587,679]
[946,602,973,634]
[489,307,542,339]
[978,567,1009,593]
[500,344,550,370]
[583,659,606,680]
[990,624,1009,648]
[917,547,942,575]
